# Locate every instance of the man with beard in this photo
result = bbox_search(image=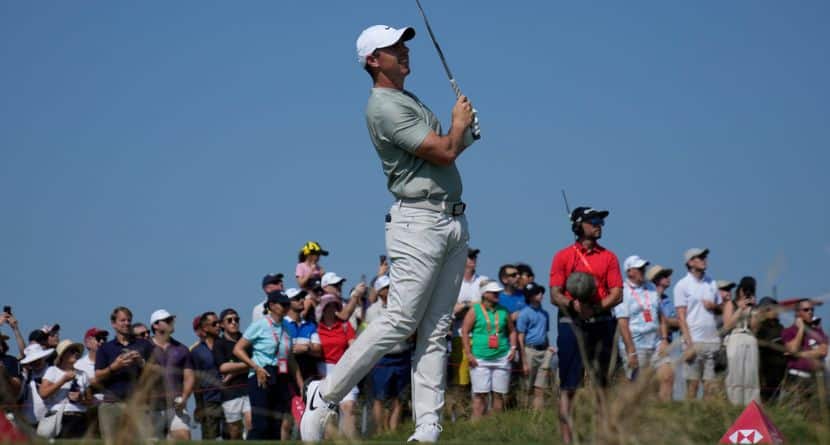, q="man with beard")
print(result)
[549,206,622,444]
